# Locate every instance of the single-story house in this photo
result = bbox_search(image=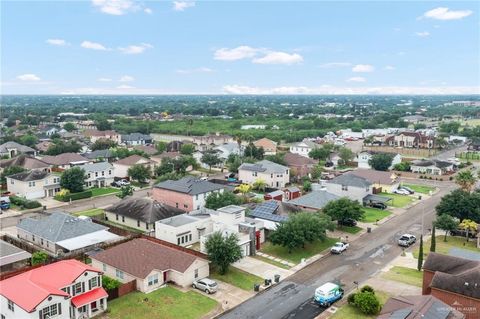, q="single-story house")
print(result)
[249,200,289,230]
[132,145,157,156]
[0,155,50,173]
[410,159,455,176]
[91,238,210,292]
[105,197,185,233]
[0,239,32,272]
[253,138,277,155]
[112,155,155,178]
[0,141,36,159]
[287,190,340,211]
[82,149,116,162]
[121,133,153,146]
[284,152,318,178]
[17,212,121,256]
[6,170,61,199]
[349,169,400,193]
